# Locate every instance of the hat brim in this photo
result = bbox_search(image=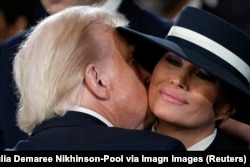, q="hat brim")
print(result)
[117,27,250,124]
[117,27,186,73]
[175,39,250,124]
[117,27,250,95]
